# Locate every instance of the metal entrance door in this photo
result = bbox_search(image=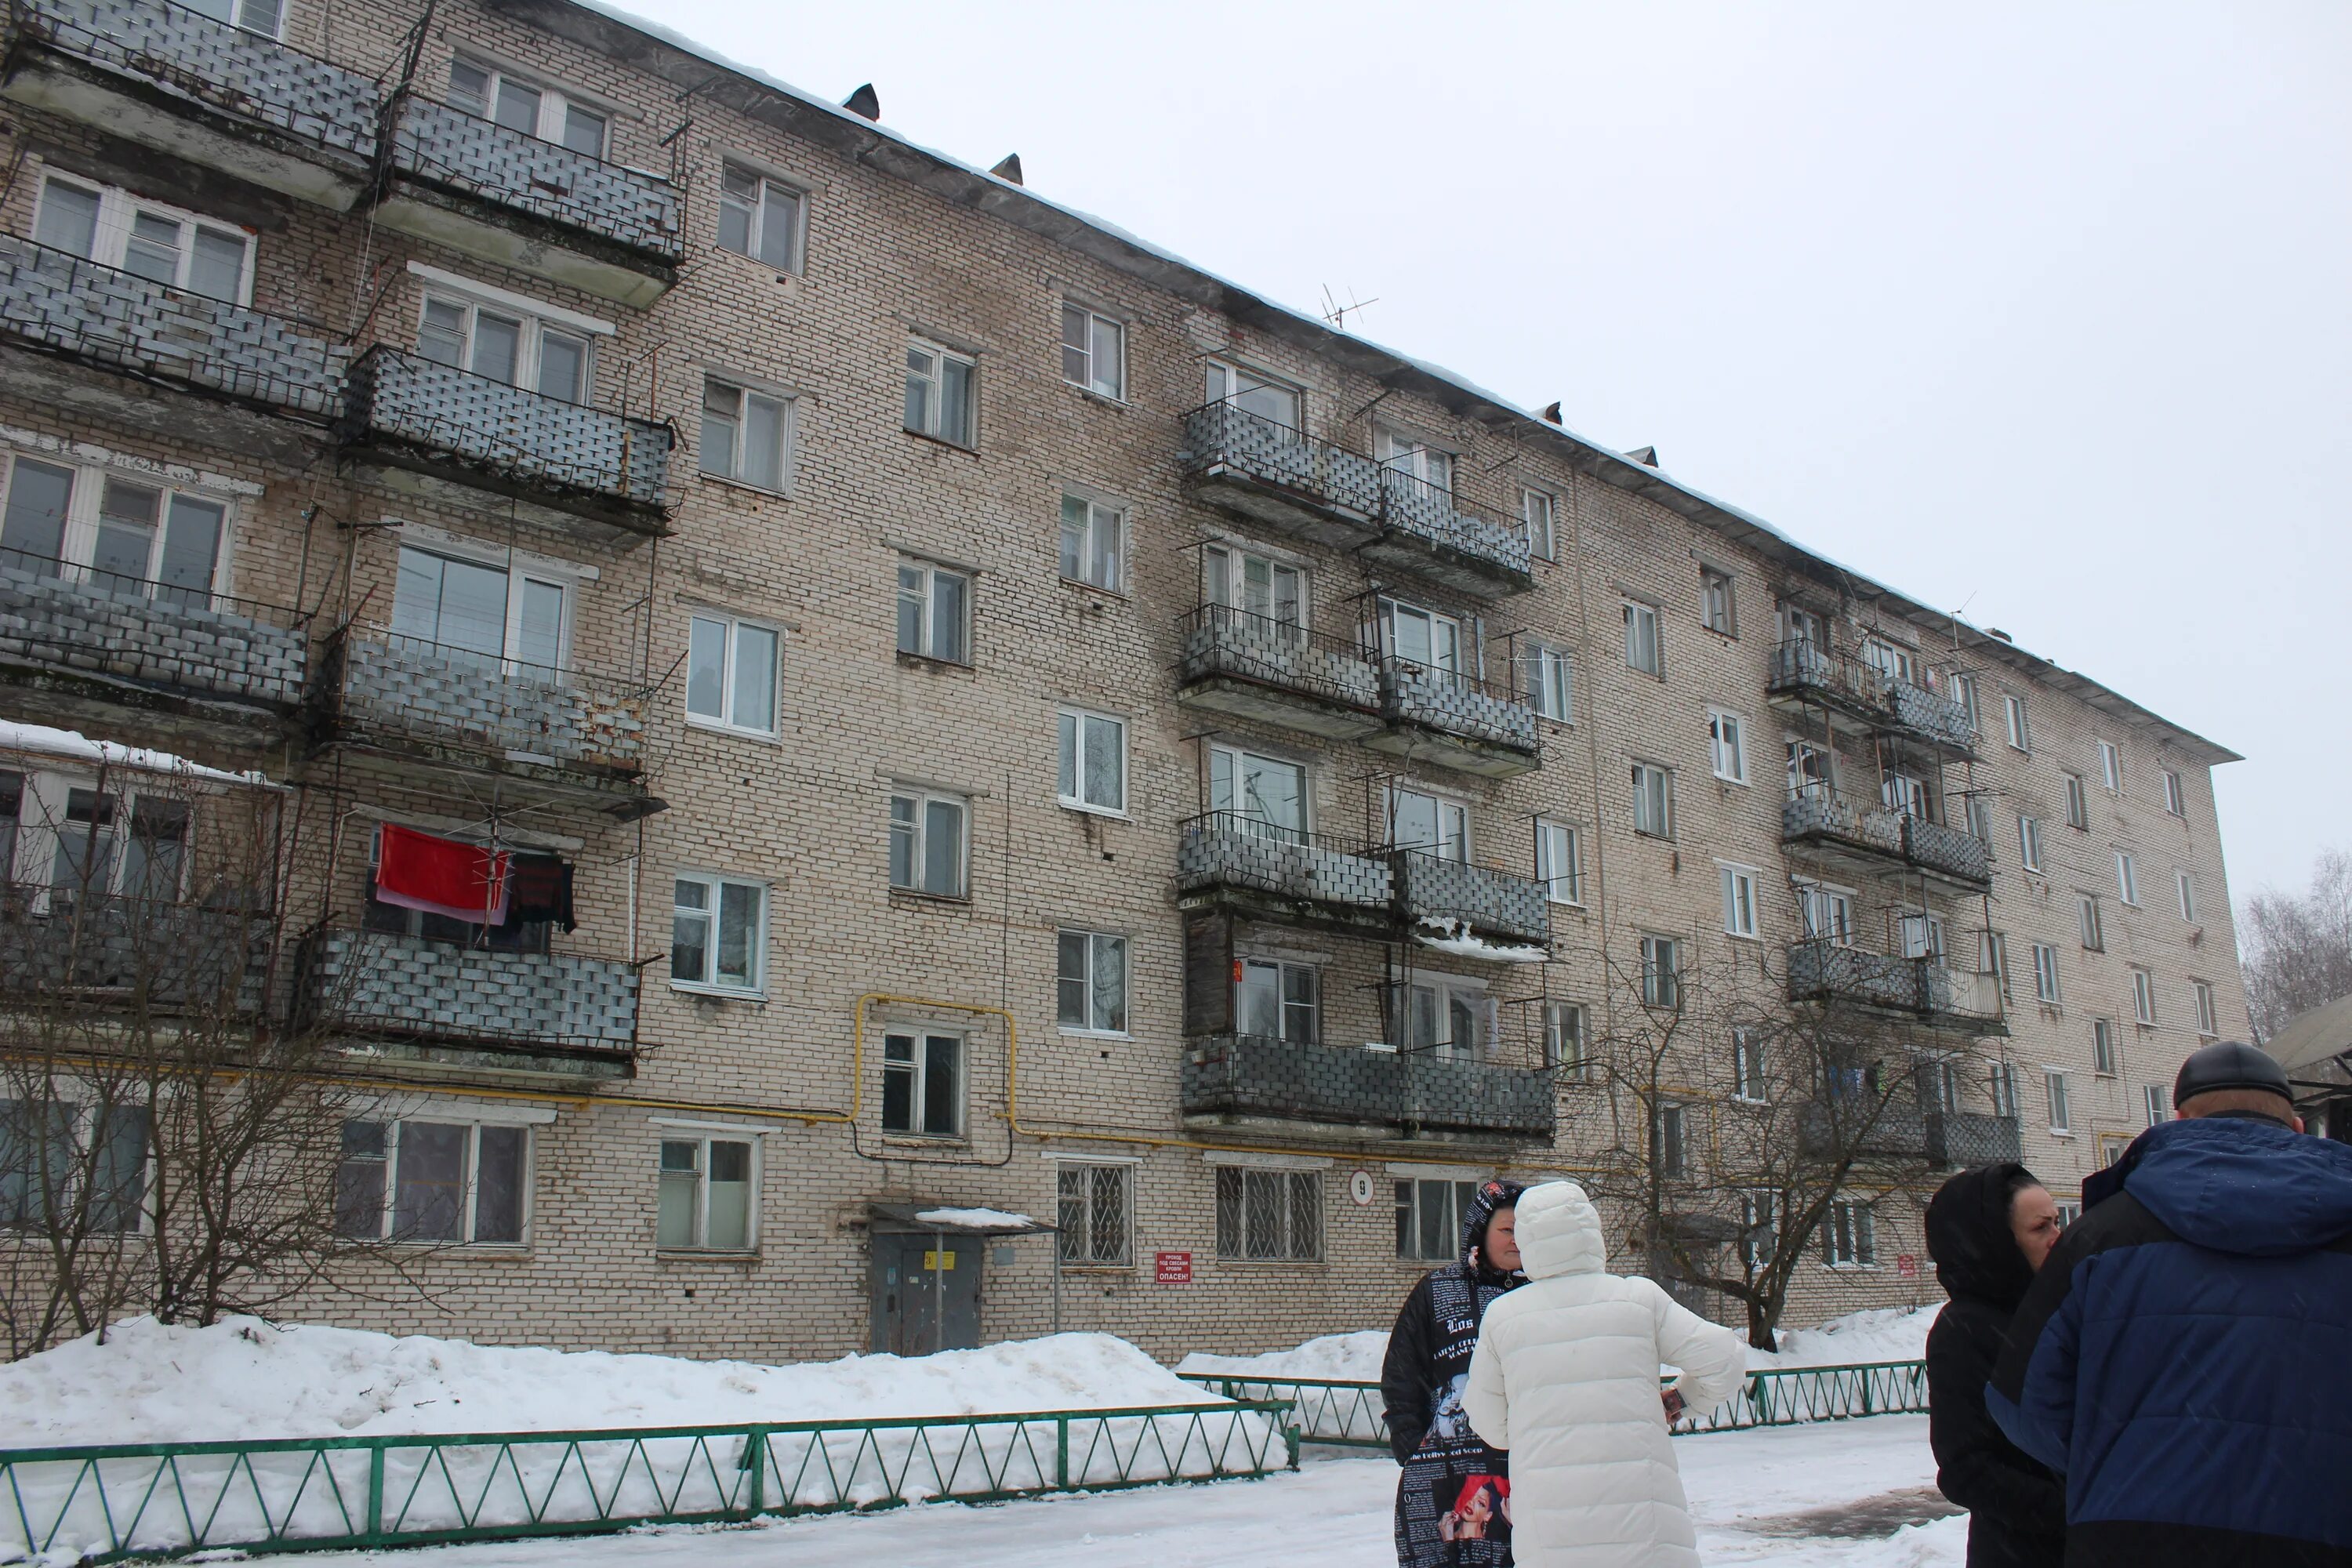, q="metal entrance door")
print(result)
[869,1232,981,1355]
